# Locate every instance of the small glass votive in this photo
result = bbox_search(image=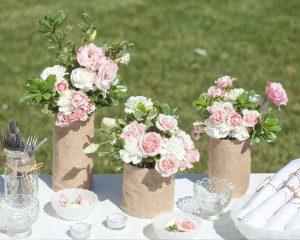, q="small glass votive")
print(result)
[106,213,127,230]
[70,222,91,240]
